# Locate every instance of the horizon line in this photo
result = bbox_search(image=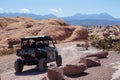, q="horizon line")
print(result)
[0,12,119,18]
